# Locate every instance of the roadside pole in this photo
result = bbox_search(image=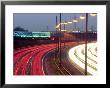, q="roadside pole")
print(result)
[85,13,88,75]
